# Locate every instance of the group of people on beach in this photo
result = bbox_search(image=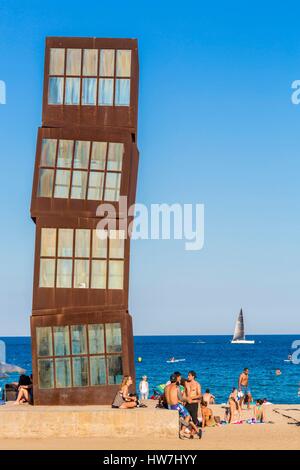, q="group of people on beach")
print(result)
[112,367,267,438]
